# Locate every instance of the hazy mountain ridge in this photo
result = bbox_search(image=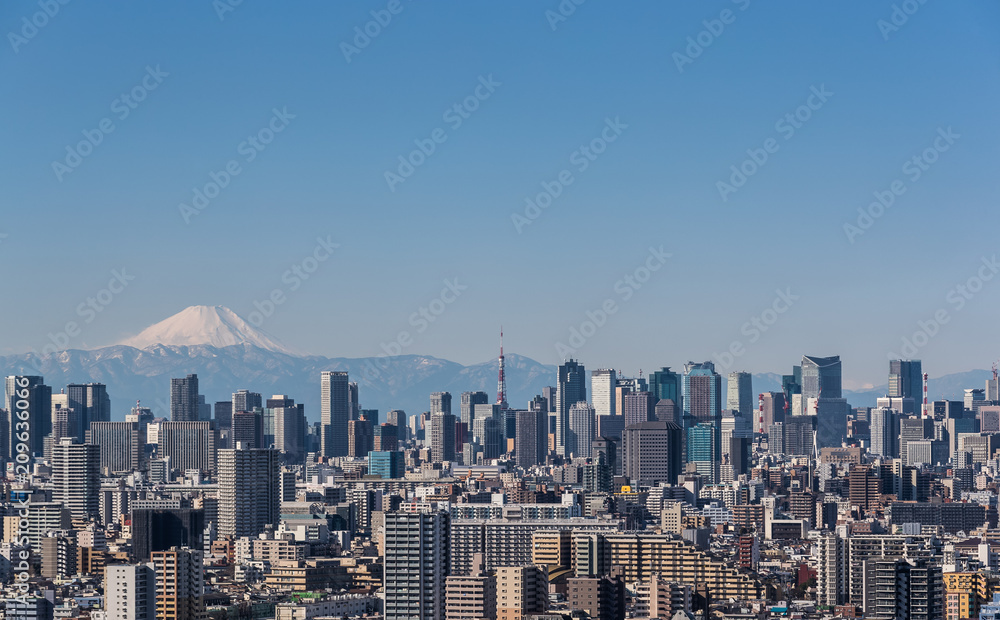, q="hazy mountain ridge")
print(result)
[2,306,990,421]
[0,344,553,422]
